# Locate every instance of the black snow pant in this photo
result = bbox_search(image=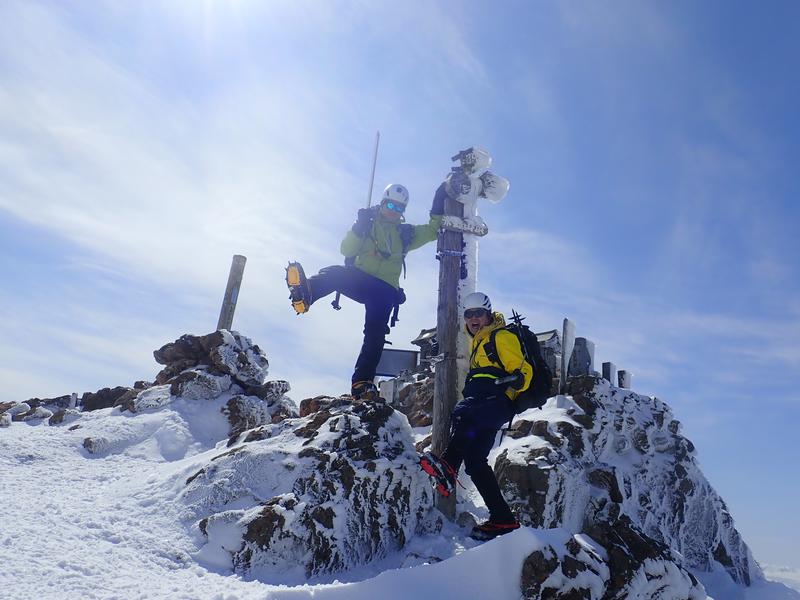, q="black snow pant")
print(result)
[306,265,400,384]
[442,377,516,523]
